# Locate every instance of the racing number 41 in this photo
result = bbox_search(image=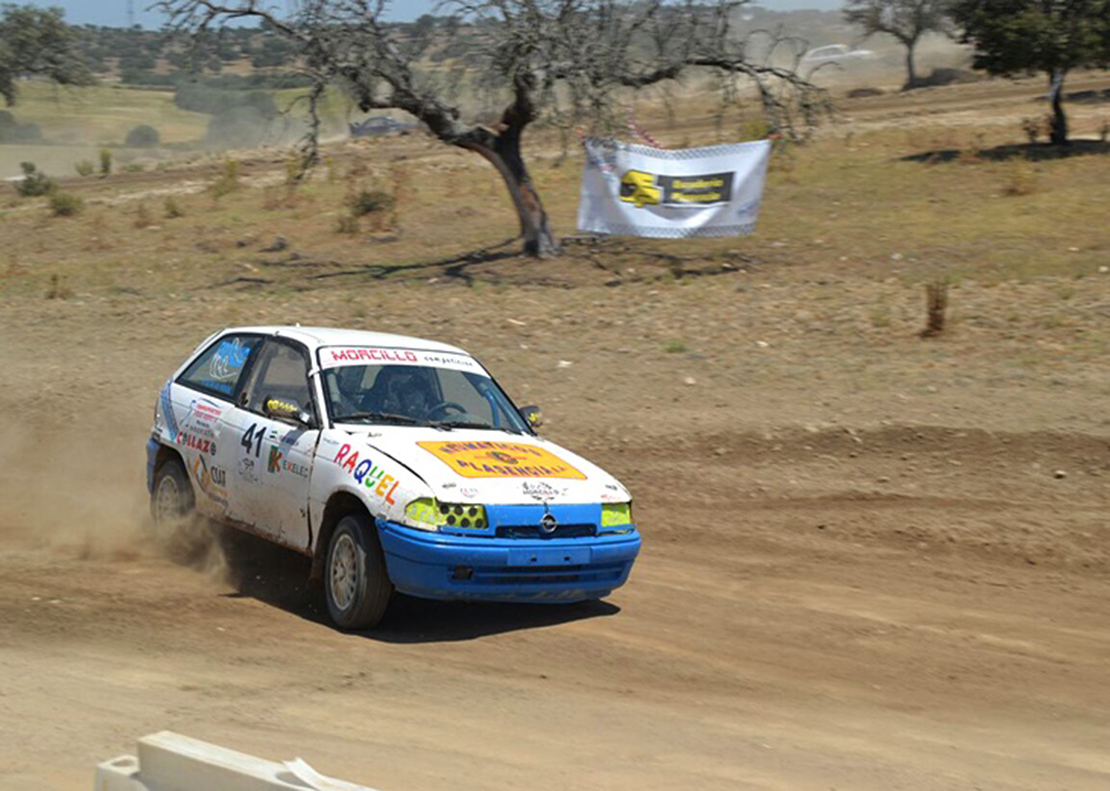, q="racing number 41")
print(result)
[241,423,264,458]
